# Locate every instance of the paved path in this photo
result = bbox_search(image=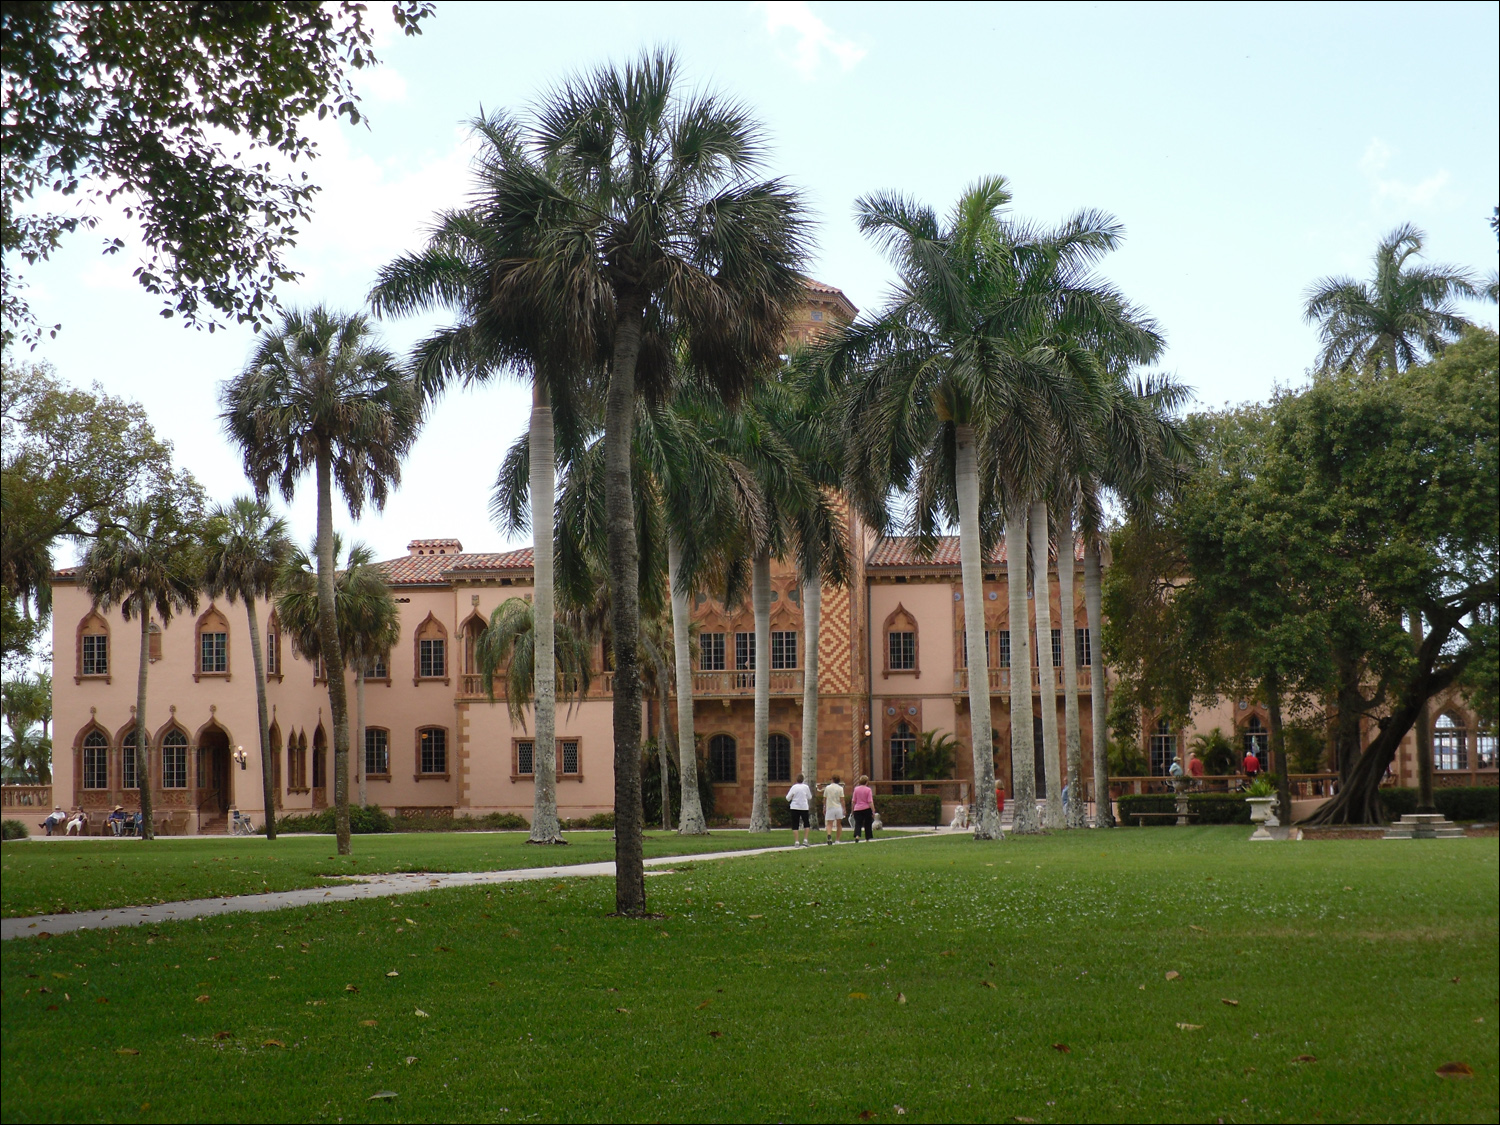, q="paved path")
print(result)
[2,836,932,941]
